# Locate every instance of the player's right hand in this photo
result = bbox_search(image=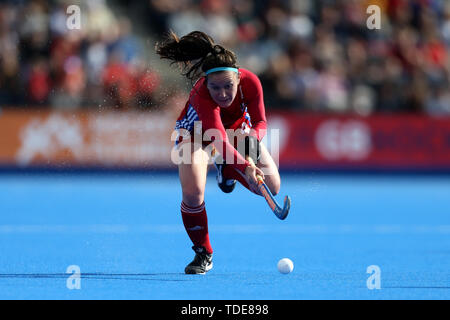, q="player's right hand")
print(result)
[244,163,264,195]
